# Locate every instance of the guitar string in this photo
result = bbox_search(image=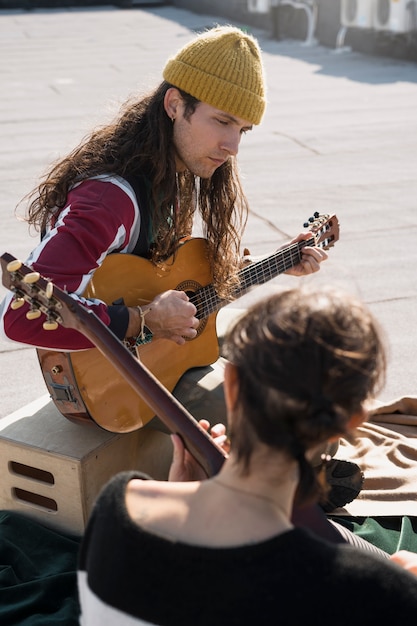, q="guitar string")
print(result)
[190,221,335,318]
[189,237,318,319]
[195,232,333,318]
[190,241,307,317]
